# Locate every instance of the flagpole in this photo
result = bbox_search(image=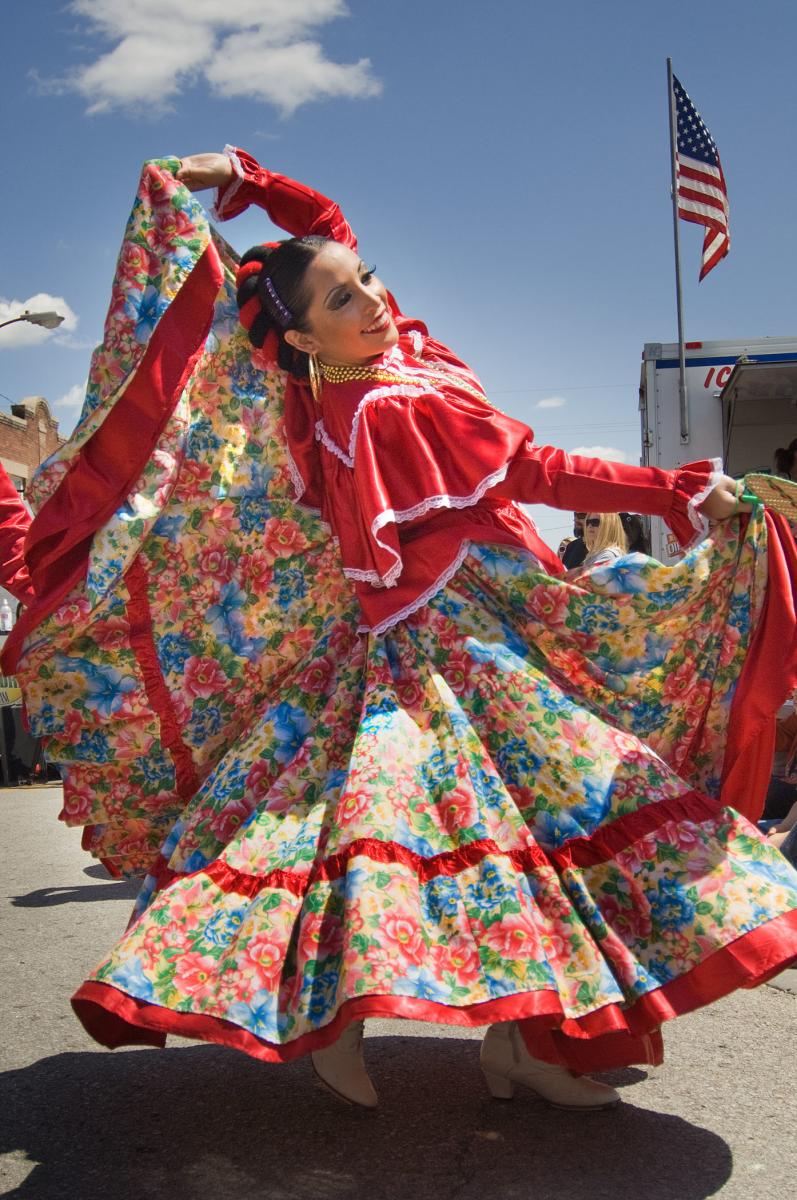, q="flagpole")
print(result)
[667,57,689,444]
